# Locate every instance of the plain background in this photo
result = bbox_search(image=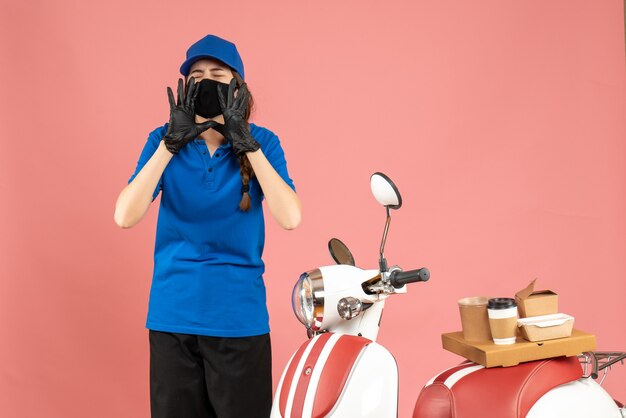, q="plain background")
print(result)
[1,1,625,417]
